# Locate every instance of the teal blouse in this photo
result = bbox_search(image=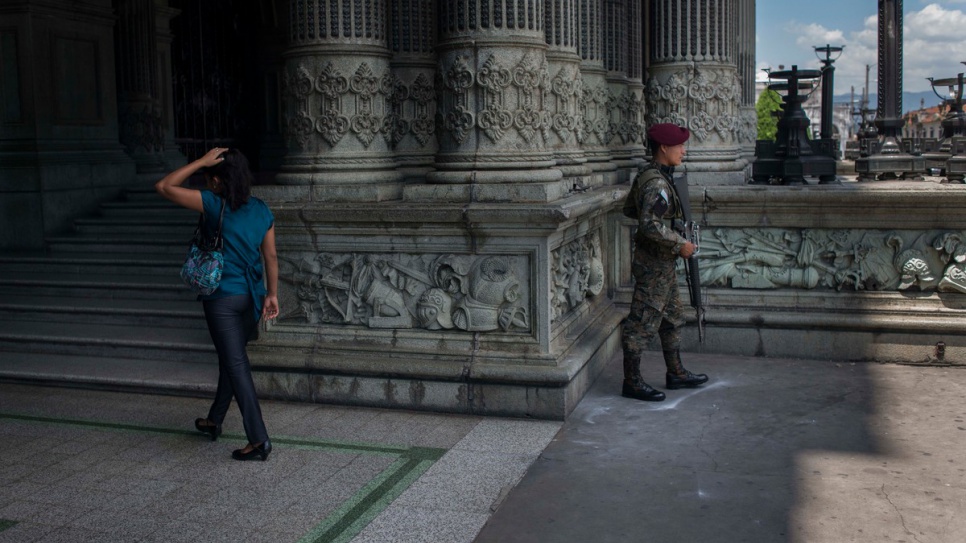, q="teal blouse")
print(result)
[199,190,274,321]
